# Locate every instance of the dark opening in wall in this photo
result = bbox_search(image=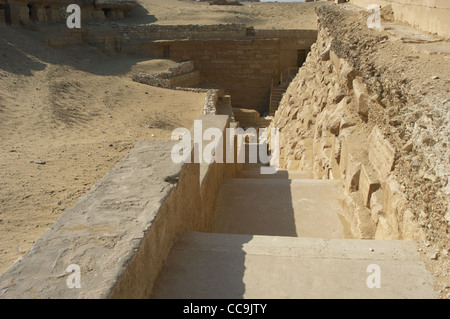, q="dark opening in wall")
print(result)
[162,45,170,59]
[27,3,38,22]
[102,8,111,18]
[297,50,307,67]
[0,2,11,25]
[45,6,51,22]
